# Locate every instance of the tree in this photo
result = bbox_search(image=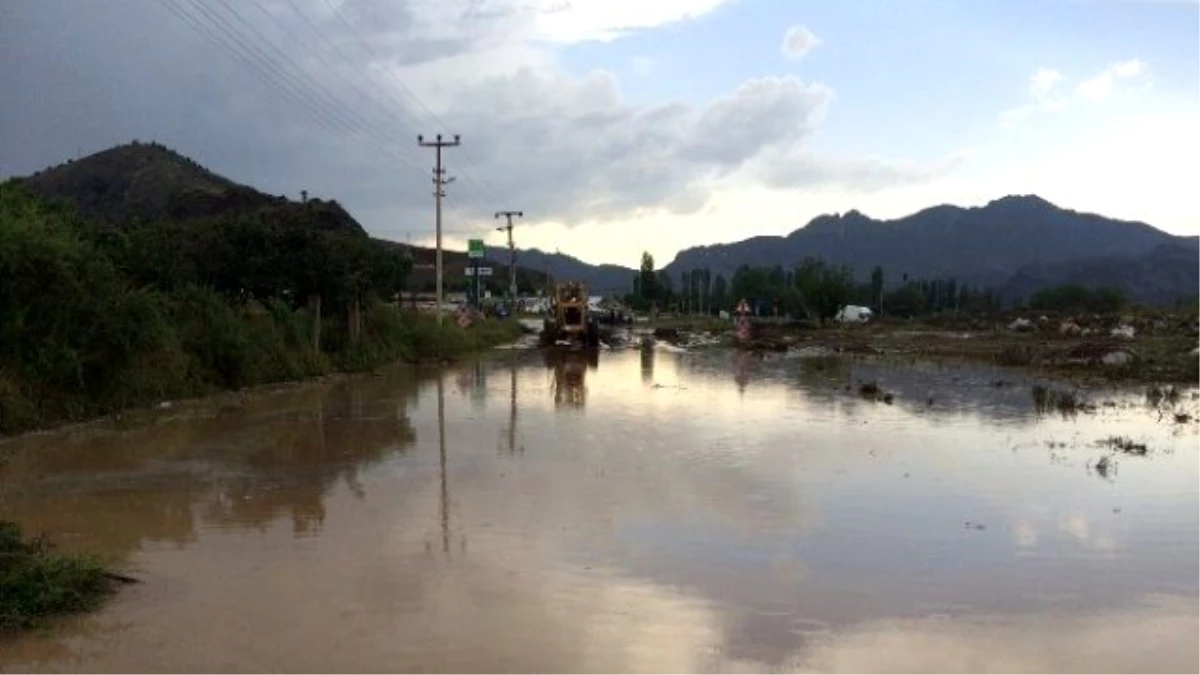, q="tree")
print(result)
[711,274,728,312]
[686,267,696,312]
[870,266,884,312]
[885,283,927,318]
[637,251,657,304]
[656,270,674,308]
